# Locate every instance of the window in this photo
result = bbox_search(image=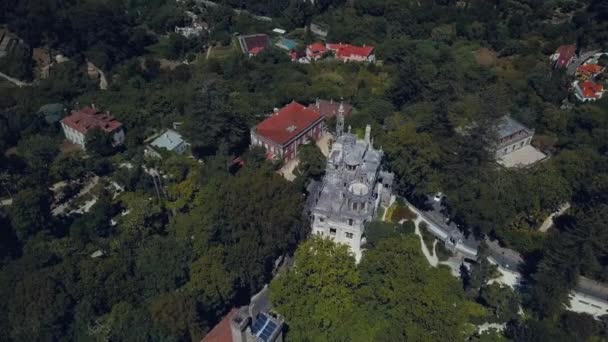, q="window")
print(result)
[319,217,324,222]
[348,219,353,226]
[330,228,337,235]
[345,232,354,239]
